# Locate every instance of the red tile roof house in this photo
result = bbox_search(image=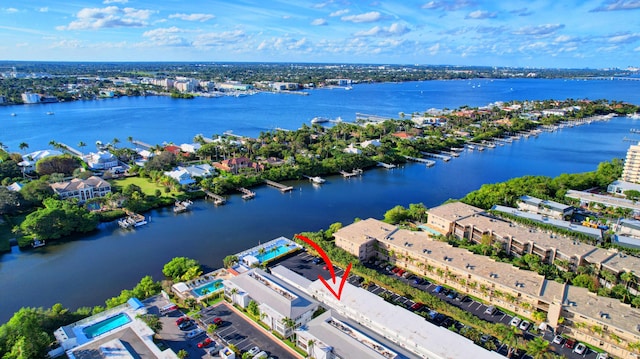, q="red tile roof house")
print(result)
[213,157,264,174]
